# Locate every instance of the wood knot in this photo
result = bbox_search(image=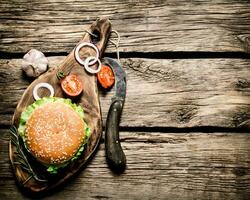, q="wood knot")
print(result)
[237,35,250,52]
[174,105,198,124]
[234,79,250,91]
[232,106,250,127]
[232,167,247,177]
